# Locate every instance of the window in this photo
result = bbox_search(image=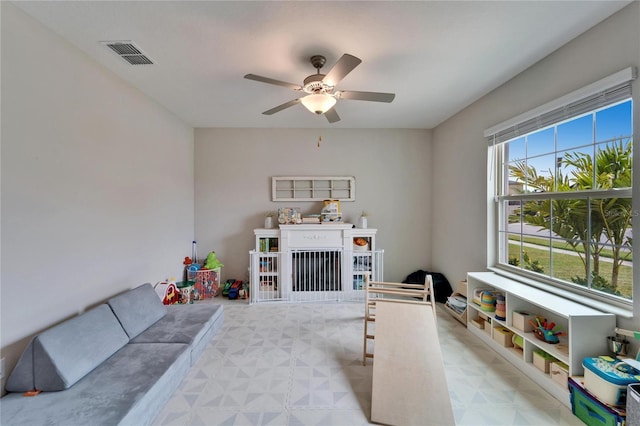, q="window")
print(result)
[486,68,635,304]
